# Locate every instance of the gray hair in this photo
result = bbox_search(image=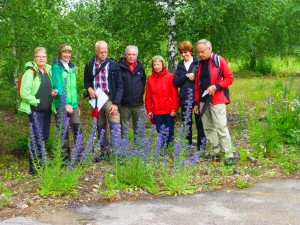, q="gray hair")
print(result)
[125,45,138,55]
[197,39,212,51]
[151,55,166,68]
